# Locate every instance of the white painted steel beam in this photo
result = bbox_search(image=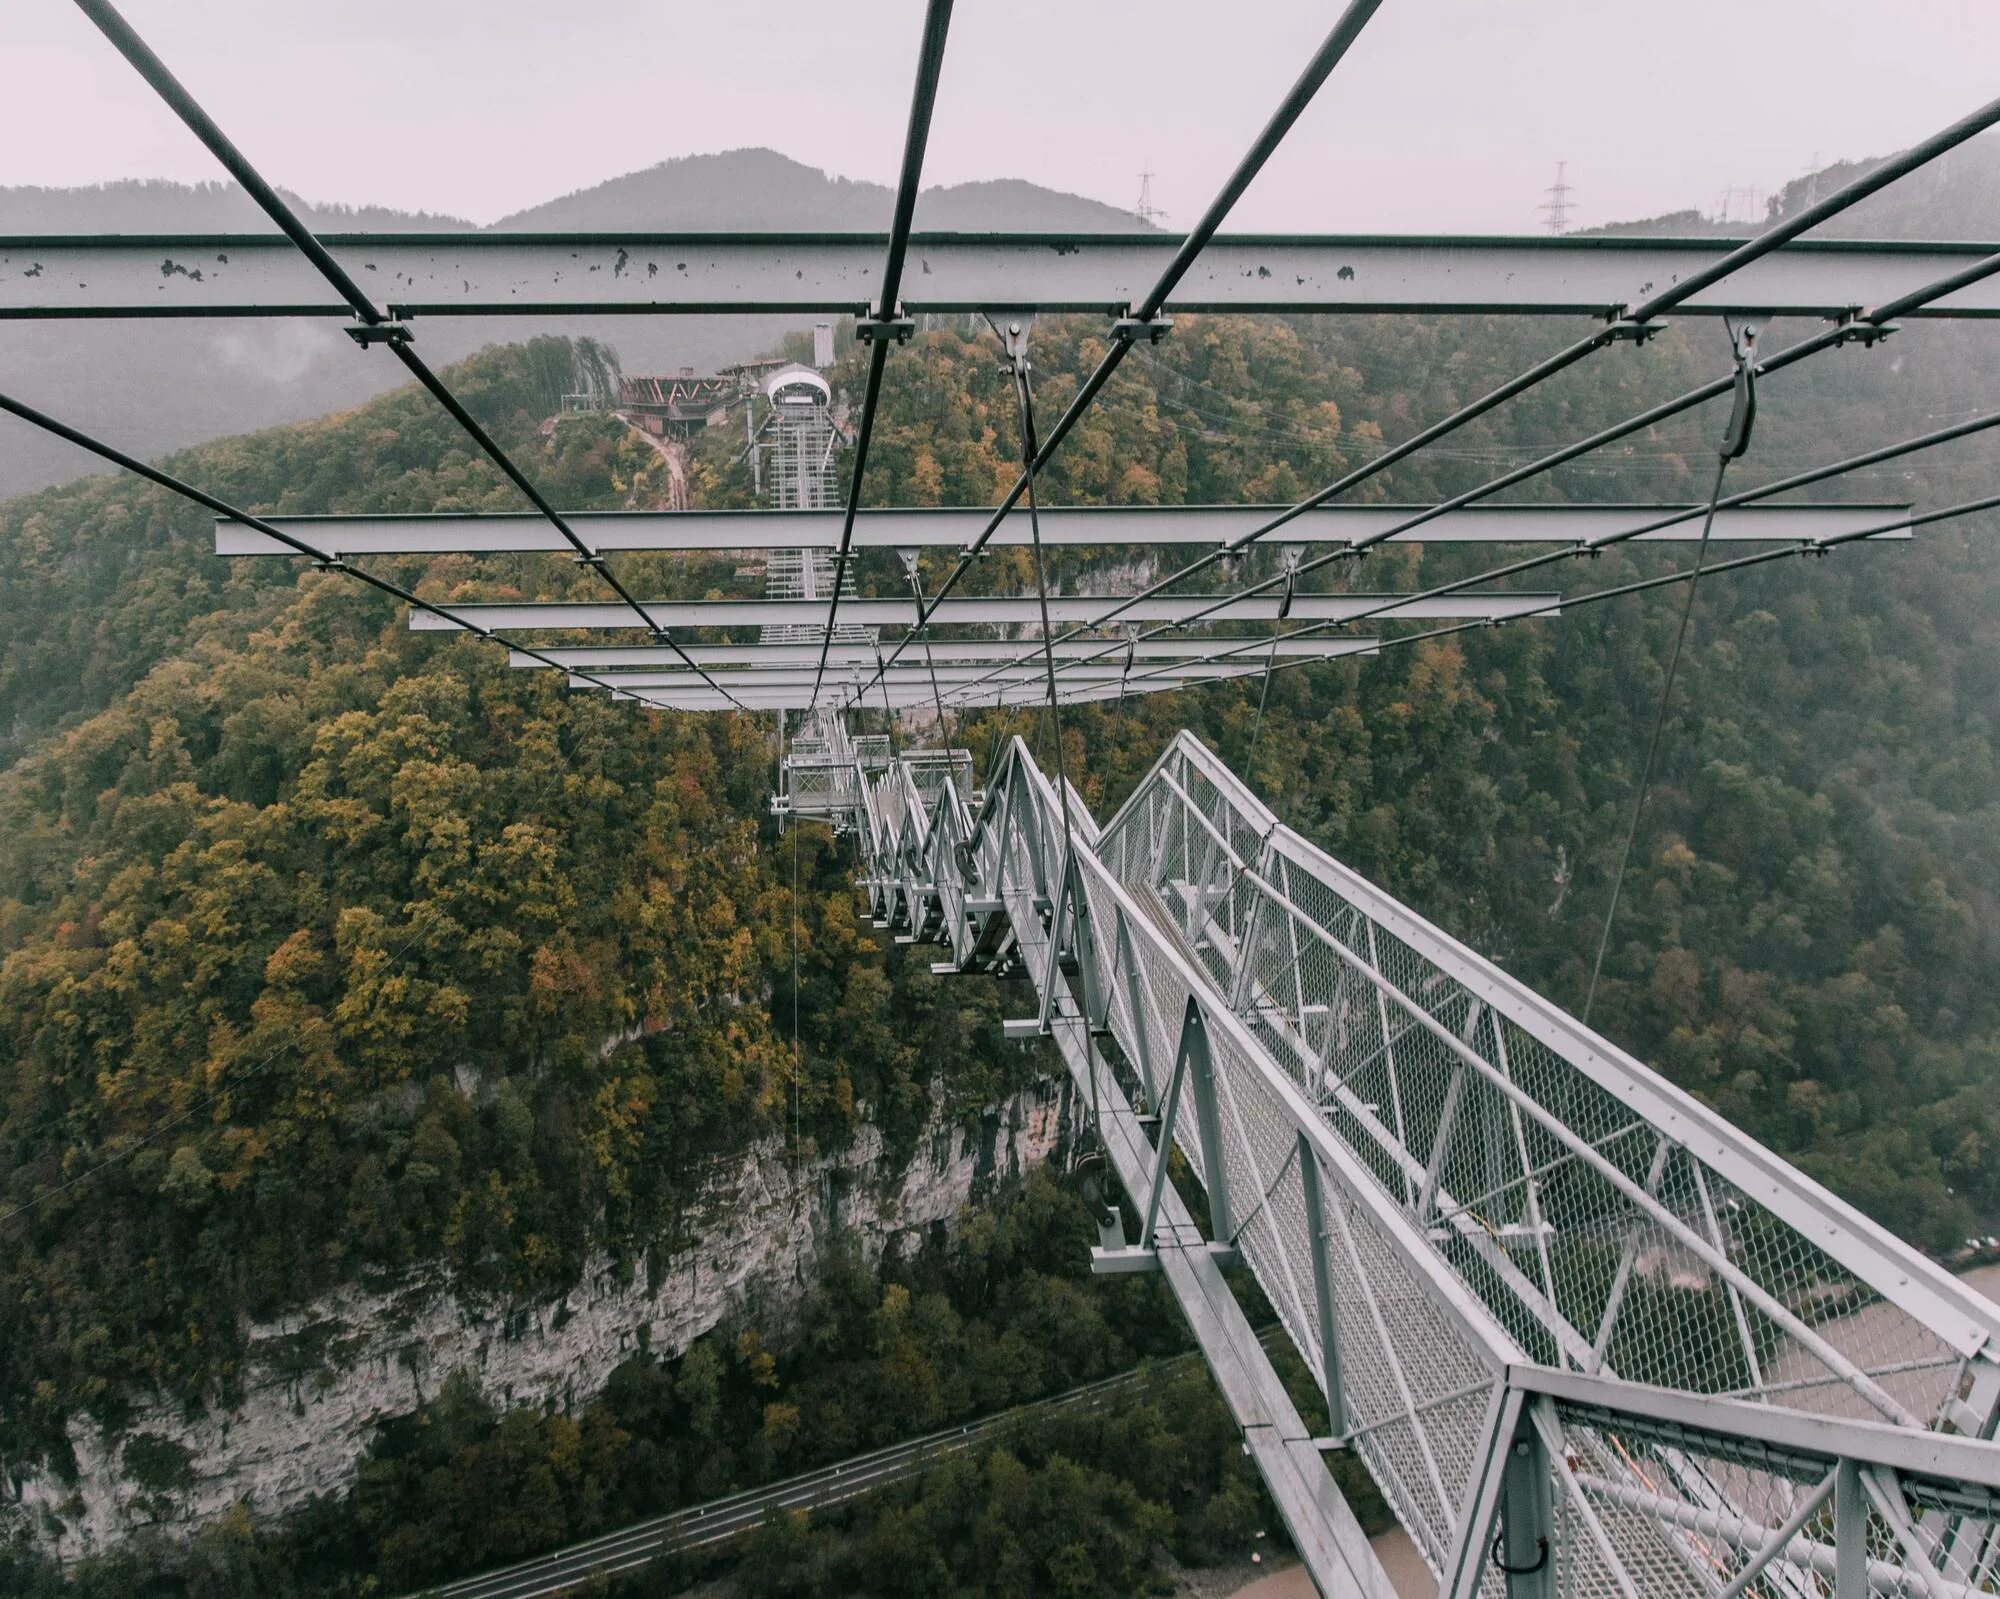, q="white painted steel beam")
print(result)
[569,664,1272,689]
[509,637,1380,669]
[411,592,1560,631]
[216,503,1911,557]
[611,677,1192,710]
[12,233,2000,318]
